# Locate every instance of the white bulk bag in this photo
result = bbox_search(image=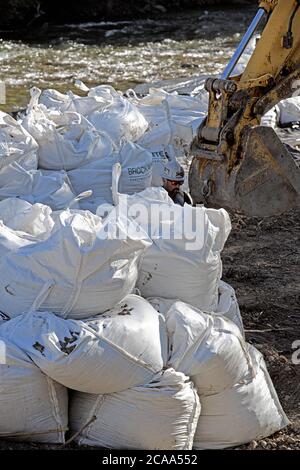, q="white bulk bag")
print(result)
[145,145,170,187]
[38,88,72,111]
[39,85,147,141]
[165,301,253,396]
[194,345,289,449]
[39,88,106,116]
[261,106,279,128]
[109,178,175,236]
[28,170,77,210]
[68,141,152,211]
[0,164,77,211]
[117,141,152,195]
[0,198,54,240]
[1,295,167,394]
[156,109,203,155]
[135,89,205,166]
[262,97,300,128]
[0,335,68,443]
[278,96,300,126]
[147,280,244,335]
[68,155,118,210]
[137,206,231,312]
[86,85,148,145]
[0,199,53,260]
[0,162,35,199]
[88,84,126,101]
[132,87,206,119]
[0,210,151,319]
[136,138,179,187]
[0,111,38,170]
[70,368,200,450]
[147,297,176,316]
[216,280,244,336]
[111,169,172,208]
[0,221,37,258]
[0,312,10,325]
[22,105,114,171]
